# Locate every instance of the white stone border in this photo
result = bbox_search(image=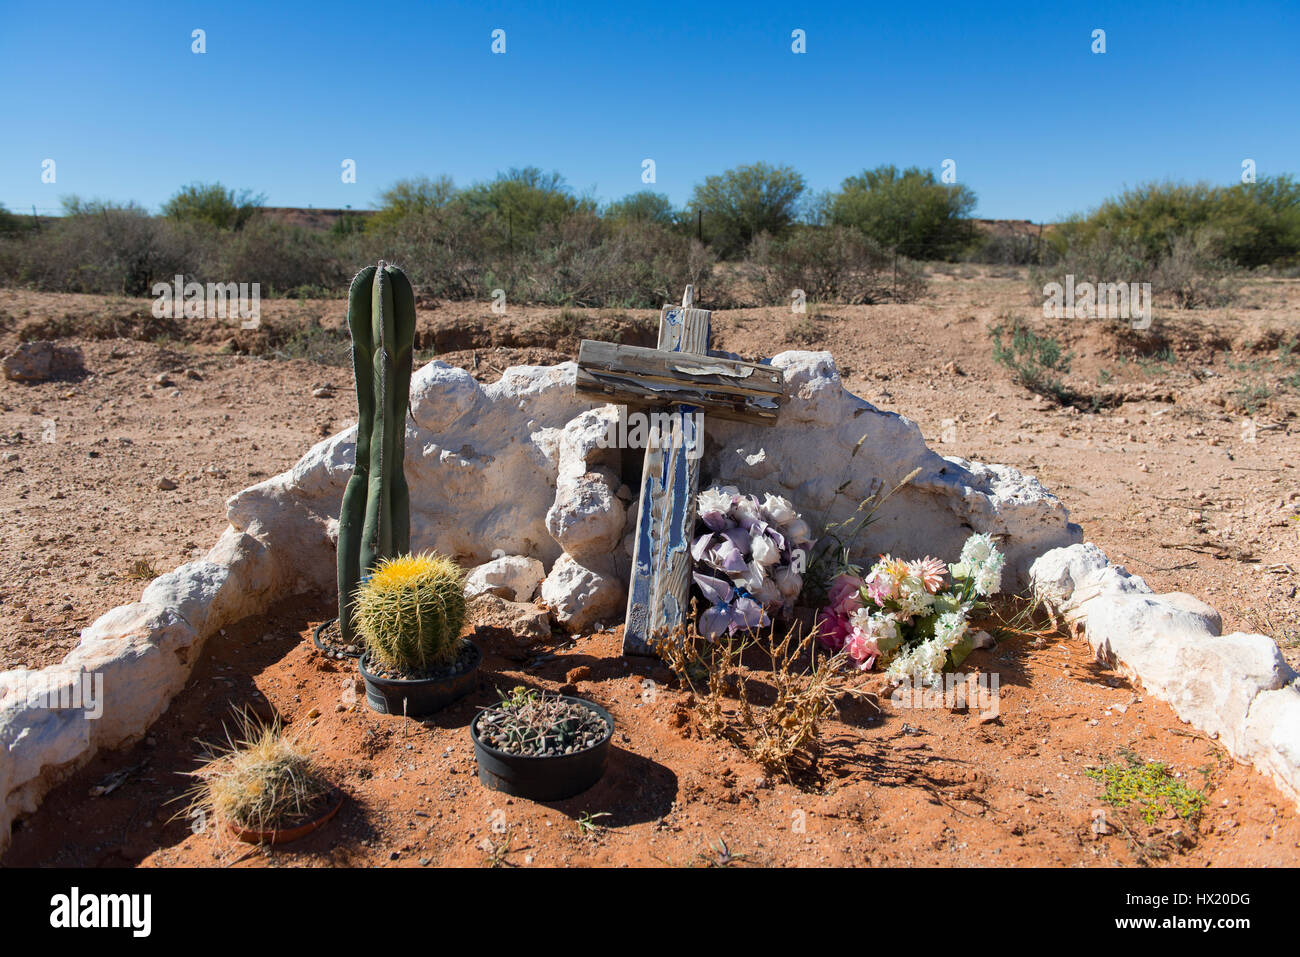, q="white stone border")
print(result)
[1029,542,1300,807]
[0,527,286,855]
